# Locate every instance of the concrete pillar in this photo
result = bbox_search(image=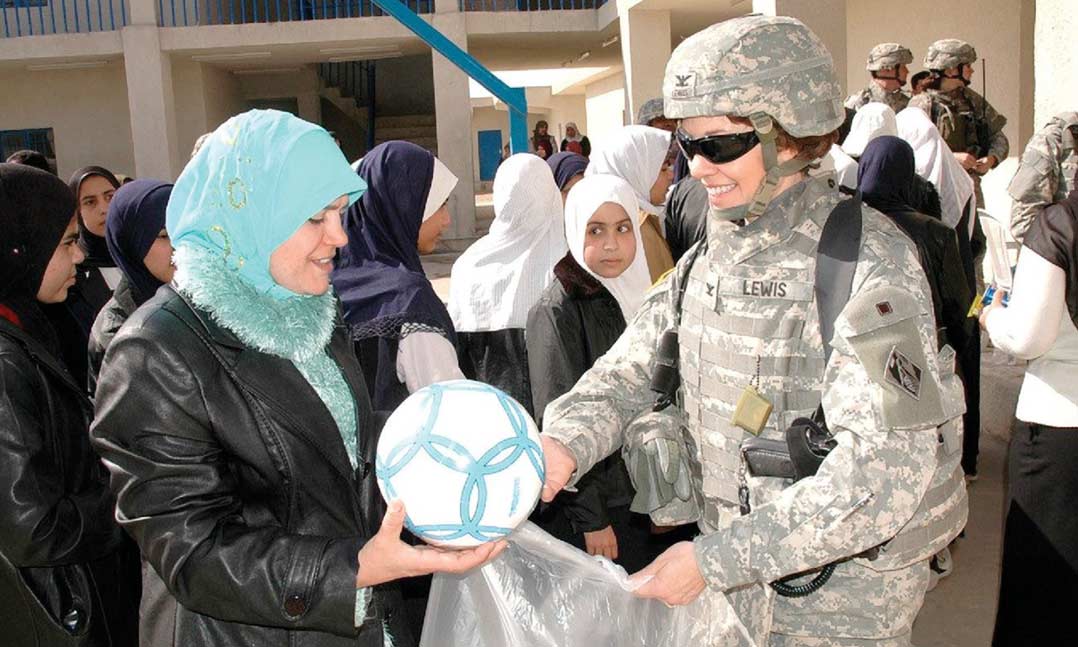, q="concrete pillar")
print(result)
[1033,0,1075,131]
[430,12,477,241]
[753,0,848,95]
[298,92,322,125]
[435,0,459,14]
[128,0,157,25]
[619,8,670,125]
[122,25,181,179]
